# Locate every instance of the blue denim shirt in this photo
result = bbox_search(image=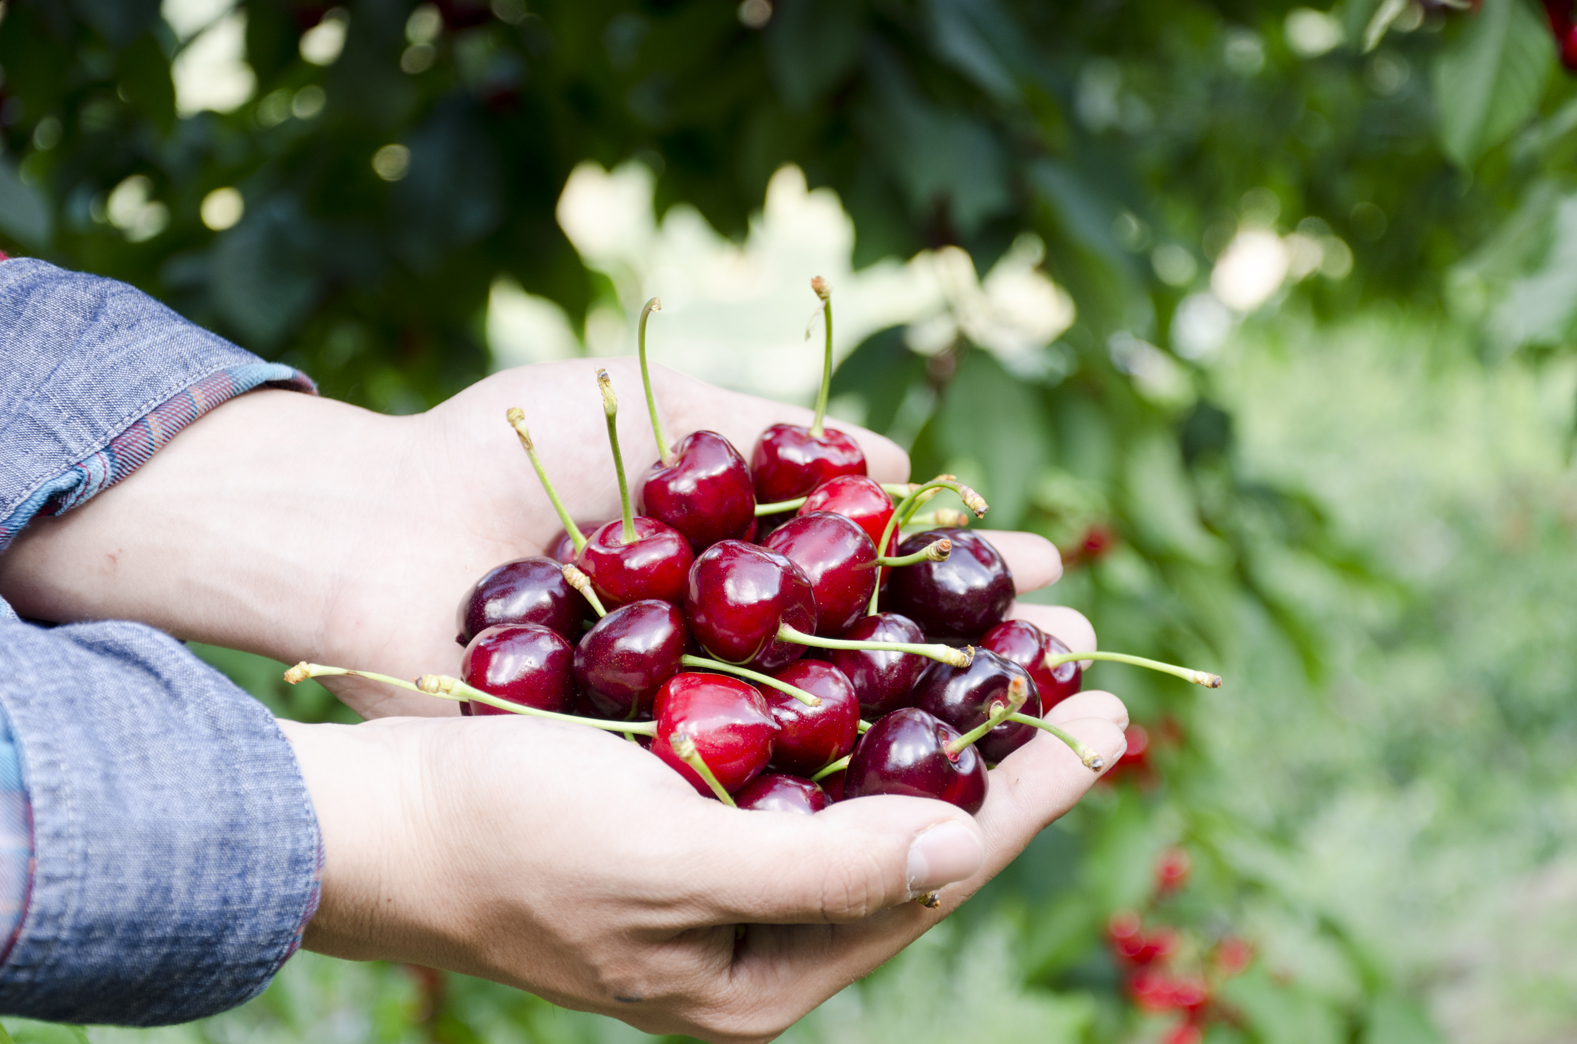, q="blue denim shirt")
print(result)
[0,259,323,1023]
